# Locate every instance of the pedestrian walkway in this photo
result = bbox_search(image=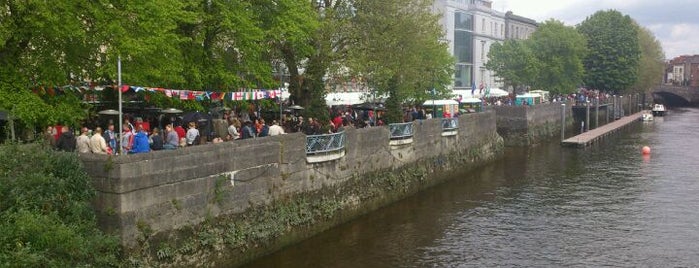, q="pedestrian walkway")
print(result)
[562,110,646,148]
